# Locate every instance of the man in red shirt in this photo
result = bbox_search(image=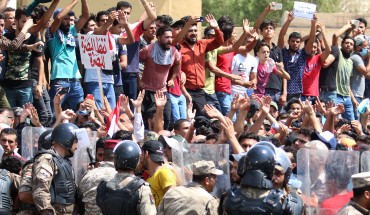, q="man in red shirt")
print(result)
[302,21,331,100]
[173,15,224,116]
[140,26,181,129]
